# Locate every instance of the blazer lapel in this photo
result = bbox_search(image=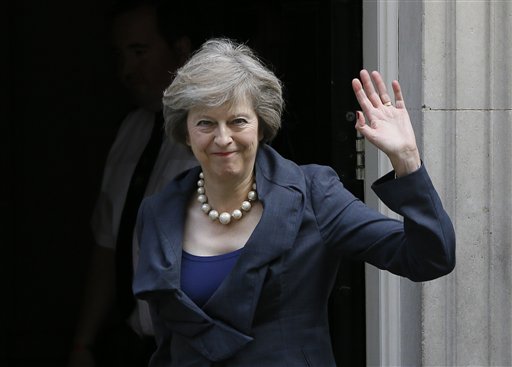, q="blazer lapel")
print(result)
[202,145,306,333]
[150,166,200,292]
[134,145,307,361]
